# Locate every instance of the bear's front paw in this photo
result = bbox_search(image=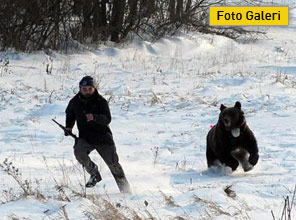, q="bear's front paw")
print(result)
[242,163,254,172]
[248,154,259,166]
